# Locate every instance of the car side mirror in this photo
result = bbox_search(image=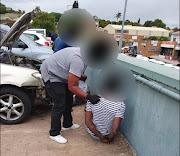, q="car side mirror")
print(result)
[18,41,28,49]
